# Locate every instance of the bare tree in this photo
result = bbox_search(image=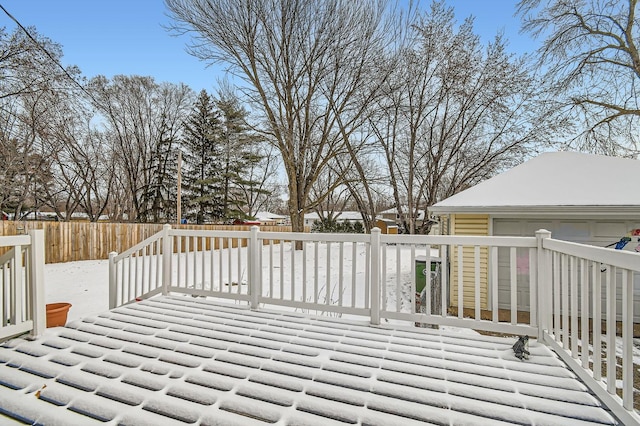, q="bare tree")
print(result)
[40,104,116,222]
[0,27,74,101]
[236,143,280,218]
[369,2,551,233]
[90,75,193,222]
[166,0,392,234]
[0,26,79,218]
[518,0,640,156]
